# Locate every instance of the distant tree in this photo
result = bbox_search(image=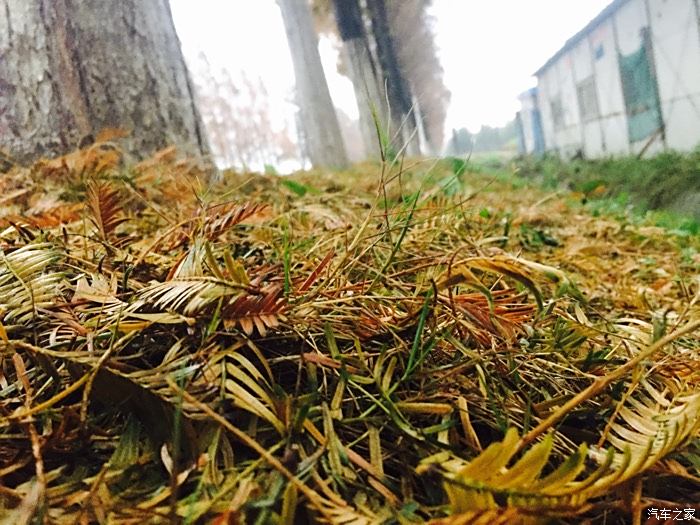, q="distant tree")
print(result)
[331,0,385,159]
[474,126,501,152]
[190,54,238,167]
[386,0,450,153]
[278,0,348,169]
[445,128,474,156]
[190,56,299,170]
[473,122,517,152]
[313,0,449,157]
[335,107,366,163]
[0,0,208,164]
[446,121,518,155]
[365,0,421,156]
